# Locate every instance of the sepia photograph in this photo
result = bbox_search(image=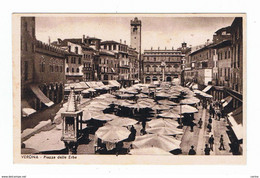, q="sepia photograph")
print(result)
[13,13,246,164]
